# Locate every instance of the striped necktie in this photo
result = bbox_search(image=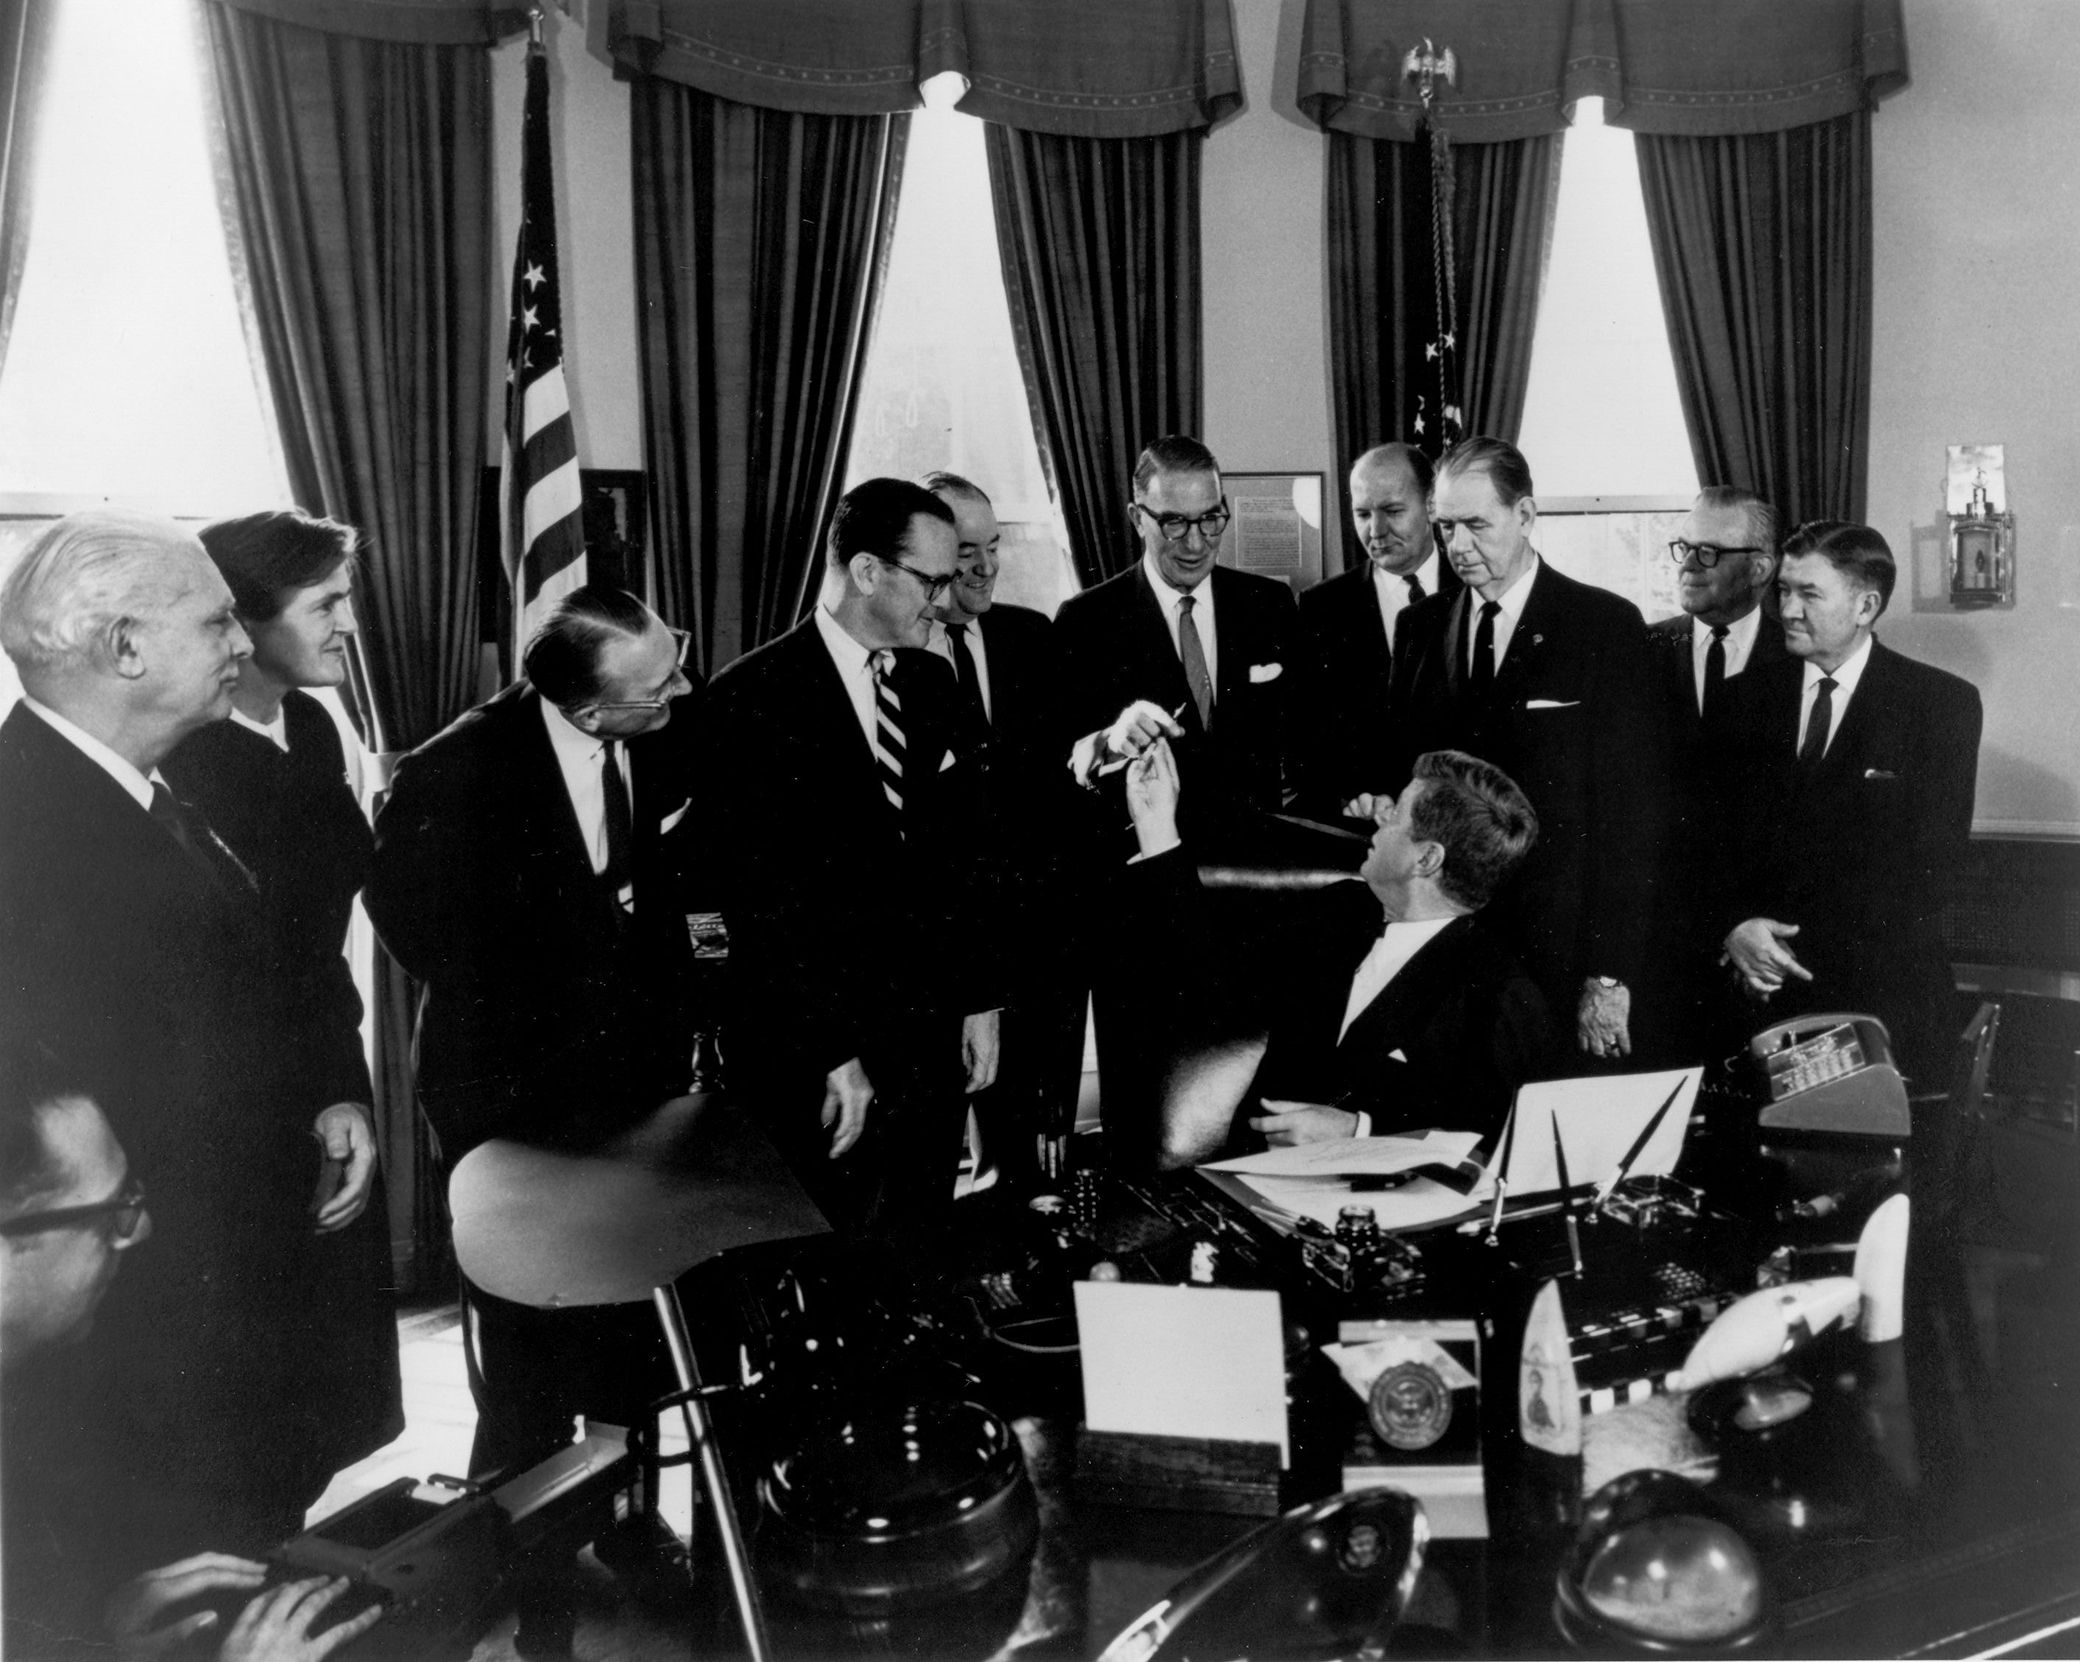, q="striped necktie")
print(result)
[870,649,906,829]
